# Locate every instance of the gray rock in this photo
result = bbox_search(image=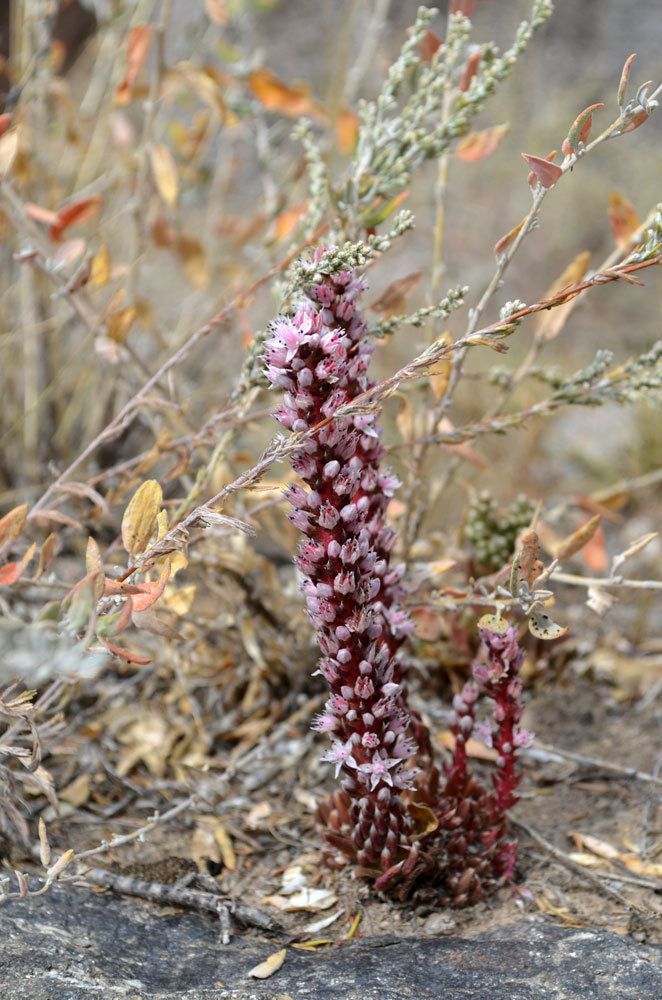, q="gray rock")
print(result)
[1,886,660,1000]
